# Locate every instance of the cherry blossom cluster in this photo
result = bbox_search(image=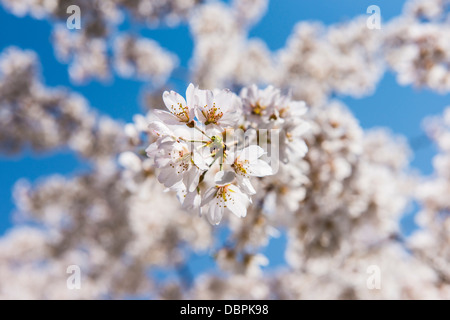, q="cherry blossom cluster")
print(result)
[146,84,309,224]
[1,0,450,300]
